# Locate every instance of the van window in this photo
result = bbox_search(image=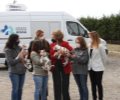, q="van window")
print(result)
[66,21,87,37]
